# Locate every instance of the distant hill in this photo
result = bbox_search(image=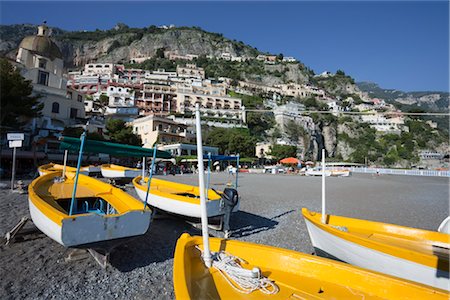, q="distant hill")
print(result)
[1,24,259,68]
[357,82,449,112]
[0,23,314,85]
